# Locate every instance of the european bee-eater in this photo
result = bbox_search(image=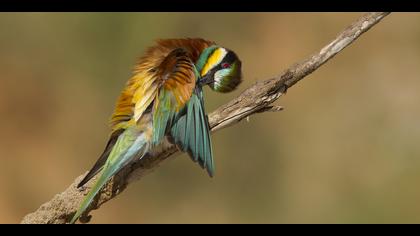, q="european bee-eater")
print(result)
[70,38,242,223]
